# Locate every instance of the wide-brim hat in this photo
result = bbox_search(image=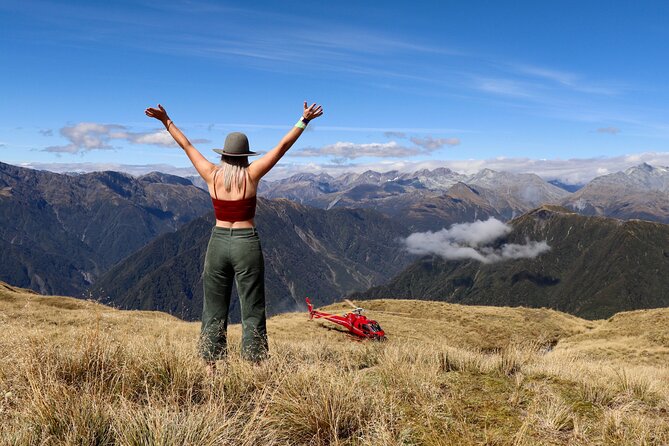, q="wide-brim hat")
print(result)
[212,132,259,157]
